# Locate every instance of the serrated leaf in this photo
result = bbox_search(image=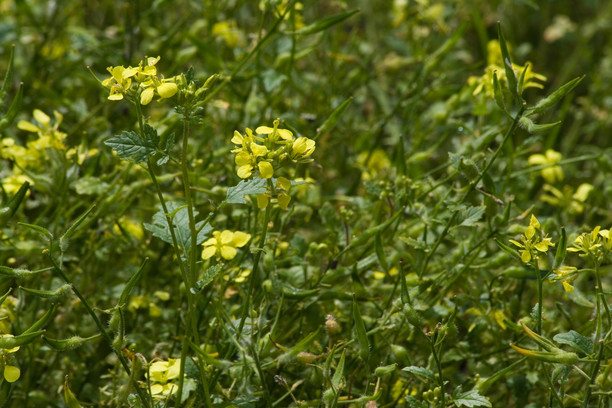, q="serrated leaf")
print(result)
[225,178,267,204]
[453,388,492,408]
[105,130,156,163]
[143,202,212,249]
[191,264,223,293]
[553,330,593,355]
[402,366,435,382]
[459,206,486,226]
